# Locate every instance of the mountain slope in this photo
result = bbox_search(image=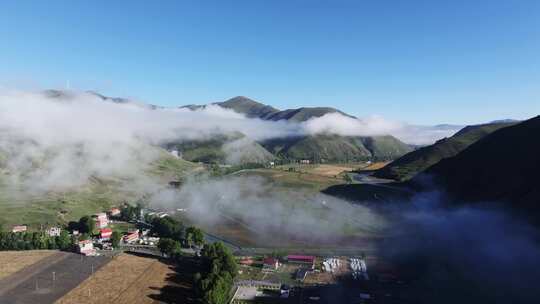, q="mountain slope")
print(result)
[165,133,274,165]
[416,116,540,223]
[215,96,355,122]
[263,134,412,162]
[374,122,515,181]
